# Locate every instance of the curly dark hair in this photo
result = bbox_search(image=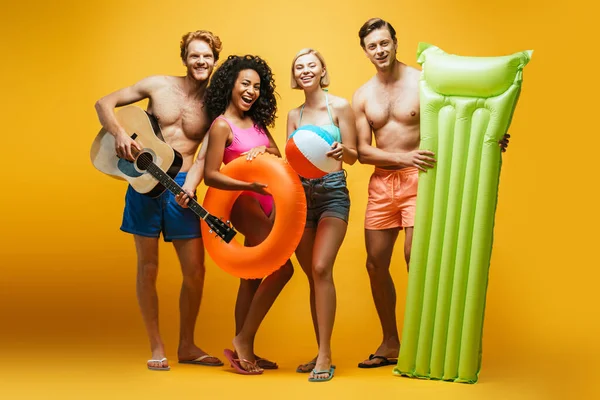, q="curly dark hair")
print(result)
[205,55,277,129]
